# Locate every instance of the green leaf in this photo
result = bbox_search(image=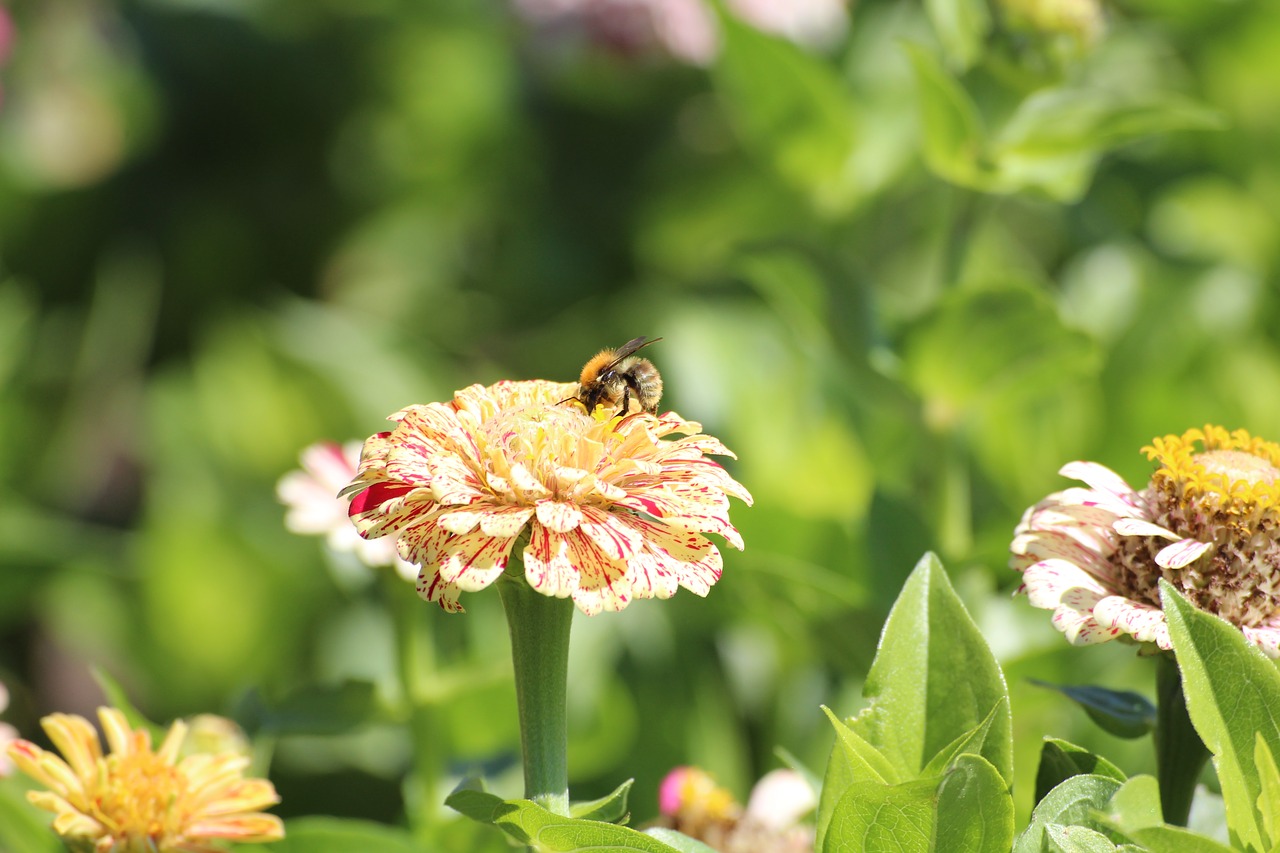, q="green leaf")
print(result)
[904,43,990,188]
[824,776,939,853]
[1126,825,1238,853]
[1103,775,1163,834]
[935,754,1016,853]
[1028,680,1156,739]
[0,779,61,853]
[990,88,1223,201]
[816,707,899,848]
[922,699,1009,777]
[1035,739,1127,806]
[822,755,1012,853]
[445,776,503,823]
[1044,824,1121,853]
[714,13,859,213]
[1162,579,1280,853]
[236,680,380,737]
[489,800,688,851]
[925,0,991,70]
[1015,775,1129,853]
[642,828,721,853]
[236,817,419,852]
[848,553,1012,782]
[1257,735,1280,850]
[570,778,633,823]
[90,666,166,742]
